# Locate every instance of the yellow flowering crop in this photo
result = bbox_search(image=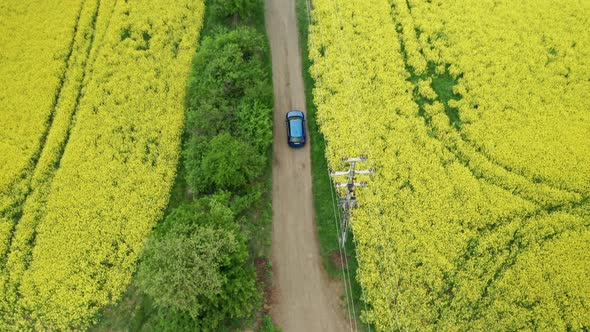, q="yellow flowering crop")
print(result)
[0,0,204,329]
[0,0,85,275]
[309,0,589,330]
